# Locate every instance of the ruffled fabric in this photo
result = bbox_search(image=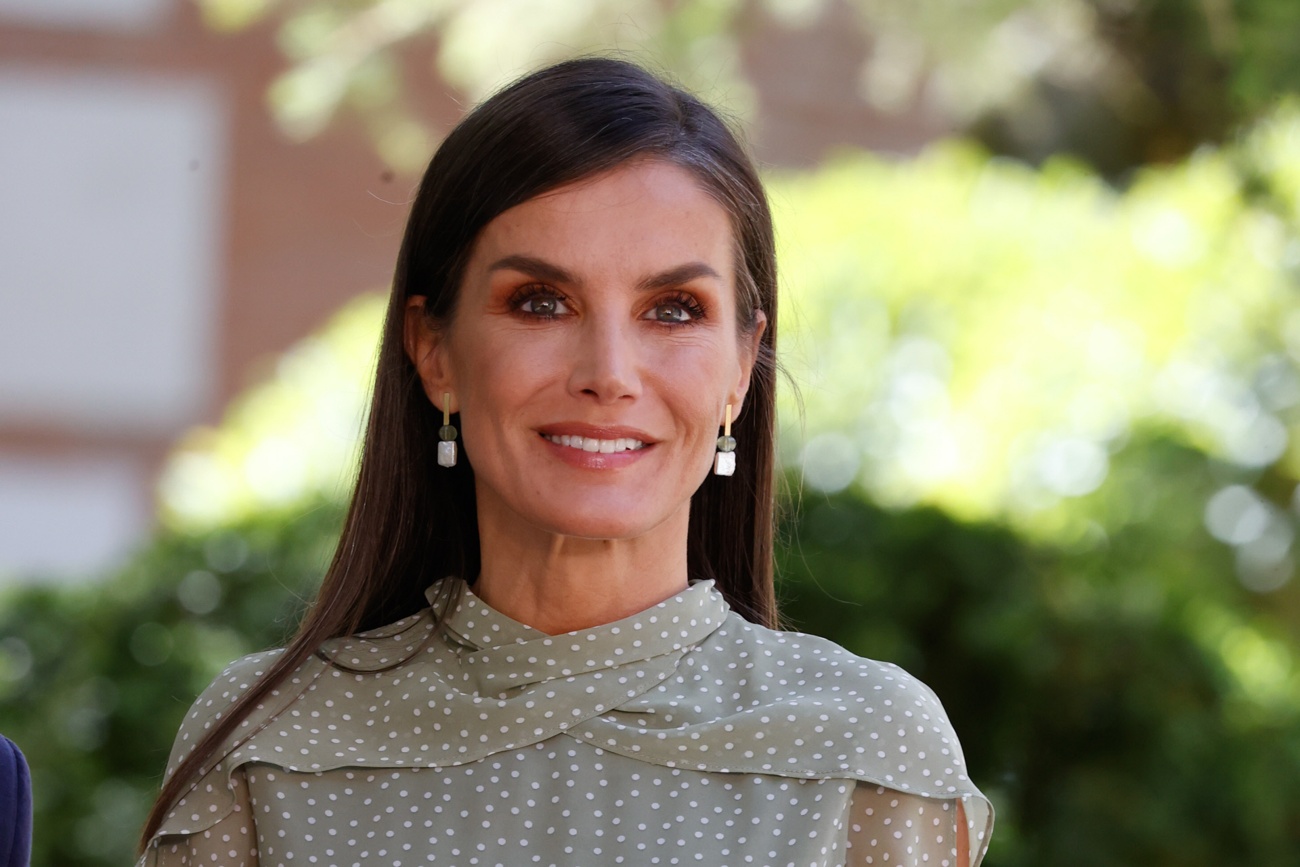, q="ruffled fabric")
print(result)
[148,578,992,863]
